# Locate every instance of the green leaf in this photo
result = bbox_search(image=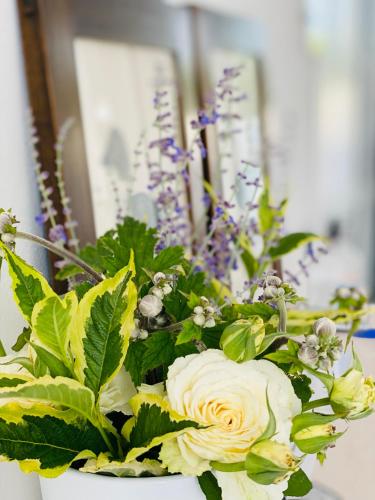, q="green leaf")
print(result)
[0,357,34,375]
[30,343,71,378]
[71,258,137,397]
[55,263,82,281]
[0,414,107,477]
[258,186,274,234]
[240,249,258,280]
[233,303,276,321]
[198,471,222,500]
[0,243,54,323]
[31,291,77,367]
[291,375,313,404]
[150,246,184,273]
[141,331,197,381]
[124,341,147,387]
[176,320,202,345]
[0,376,97,424]
[129,403,198,450]
[0,374,32,387]
[164,272,206,321]
[11,327,31,352]
[0,340,5,357]
[284,469,312,497]
[269,233,320,259]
